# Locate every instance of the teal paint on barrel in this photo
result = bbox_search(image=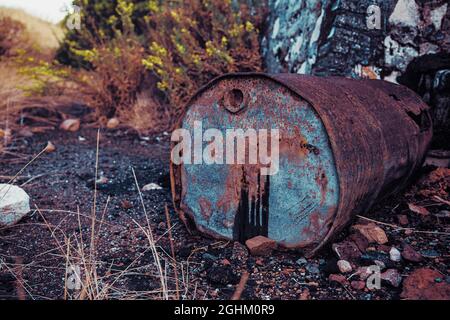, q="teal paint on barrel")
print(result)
[170,73,432,256]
